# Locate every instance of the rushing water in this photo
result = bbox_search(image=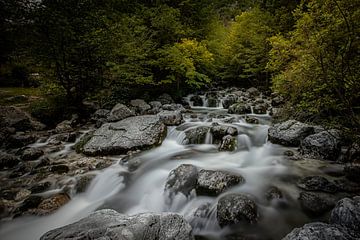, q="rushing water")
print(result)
[1,100,328,240]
